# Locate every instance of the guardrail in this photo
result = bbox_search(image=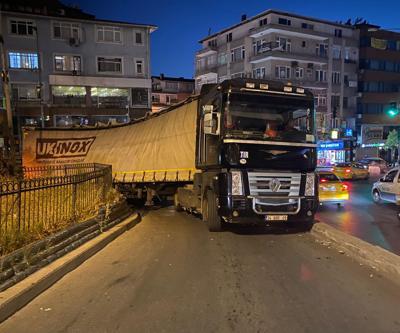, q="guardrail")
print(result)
[0,163,112,255]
